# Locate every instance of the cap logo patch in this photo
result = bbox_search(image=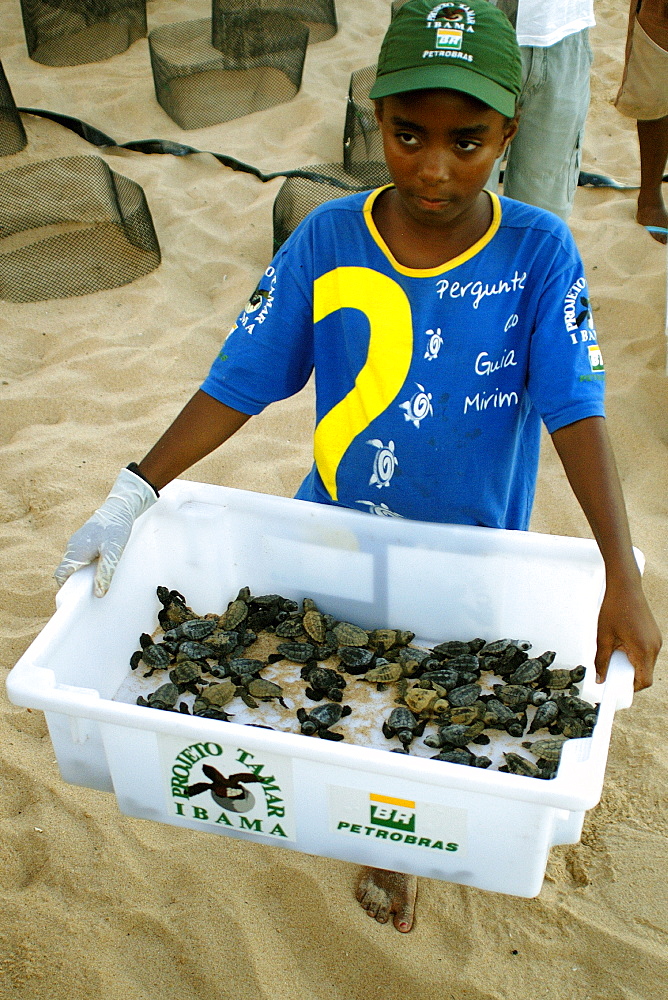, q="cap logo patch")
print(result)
[427,4,476,31]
